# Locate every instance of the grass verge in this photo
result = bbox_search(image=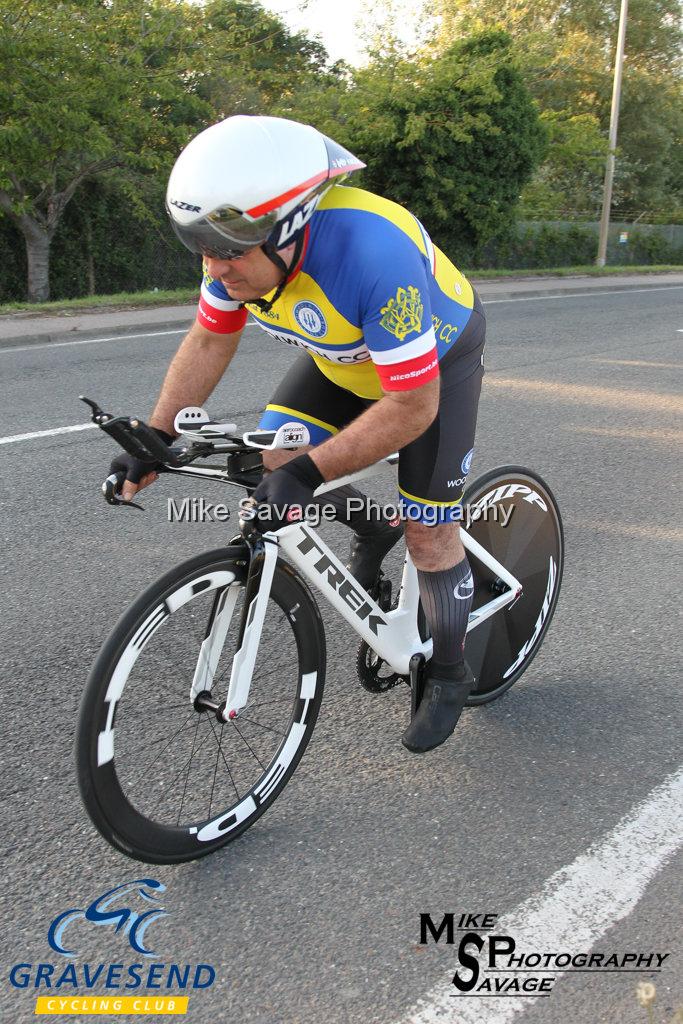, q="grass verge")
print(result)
[0,265,680,315]
[466,264,683,280]
[0,288,198,315]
